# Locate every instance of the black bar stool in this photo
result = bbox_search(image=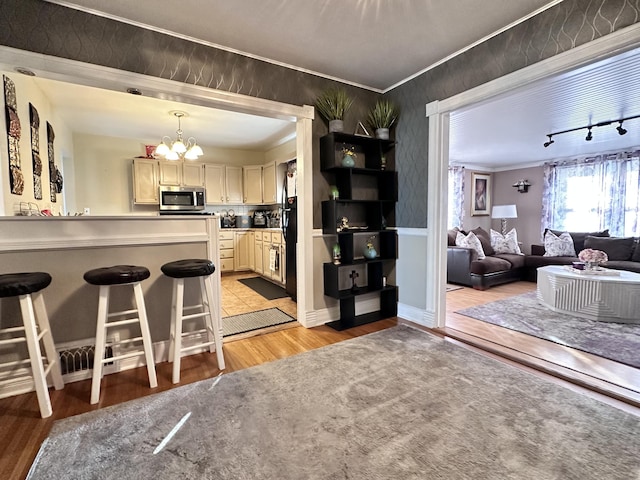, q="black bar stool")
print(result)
[83,265,157,404]
[161,259,225,383]
[0,272,63,418]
